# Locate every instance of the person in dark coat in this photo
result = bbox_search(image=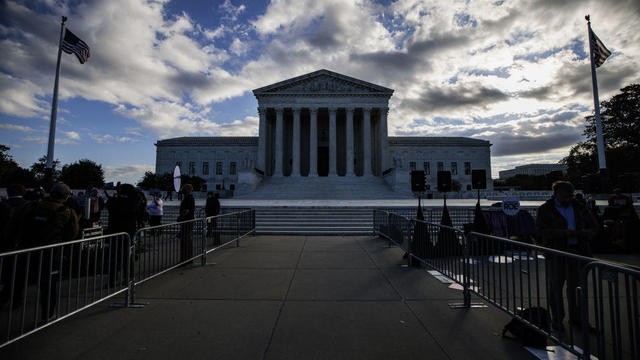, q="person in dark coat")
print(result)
[178,184,195,264]
[4,183,78,321]
[105,183,138,287]
[536,181,598,331]
[0,184,28,311]
[205,192,221,244]
[0,184,27,251]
